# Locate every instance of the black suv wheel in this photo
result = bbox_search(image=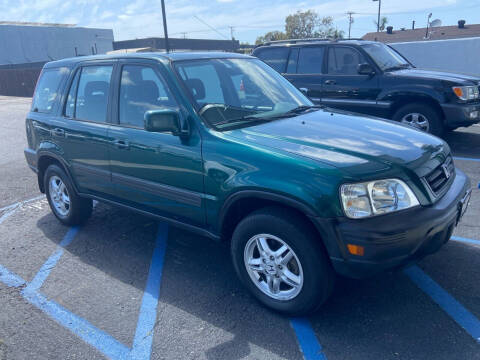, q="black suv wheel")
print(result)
[230,207,334,316]
[44,164,93,226]
[393,103,444,136]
